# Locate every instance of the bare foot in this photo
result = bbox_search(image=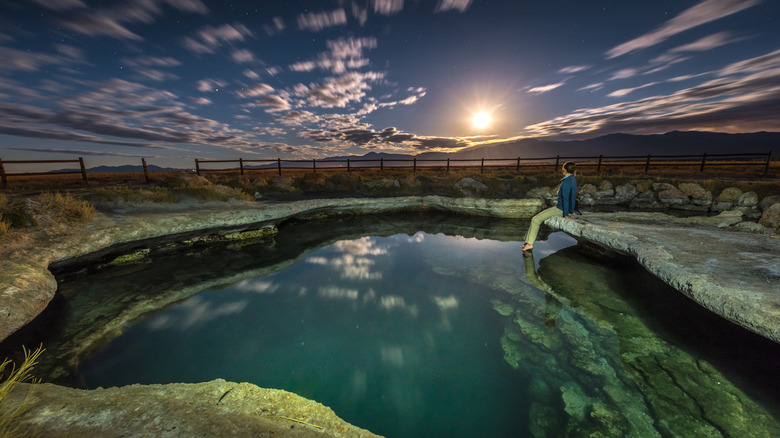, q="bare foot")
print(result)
[521,243,533,251]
